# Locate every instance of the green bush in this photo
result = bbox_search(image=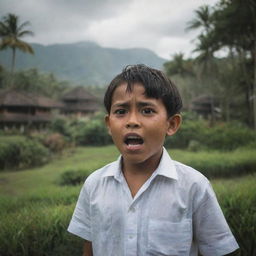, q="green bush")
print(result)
[58,169,89,186]
[165,120,256,150]
[49,113,113,146]
[43,133,66,153]
[0,136,49,170]
[50,118,71,137]
[75,119,112,146]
